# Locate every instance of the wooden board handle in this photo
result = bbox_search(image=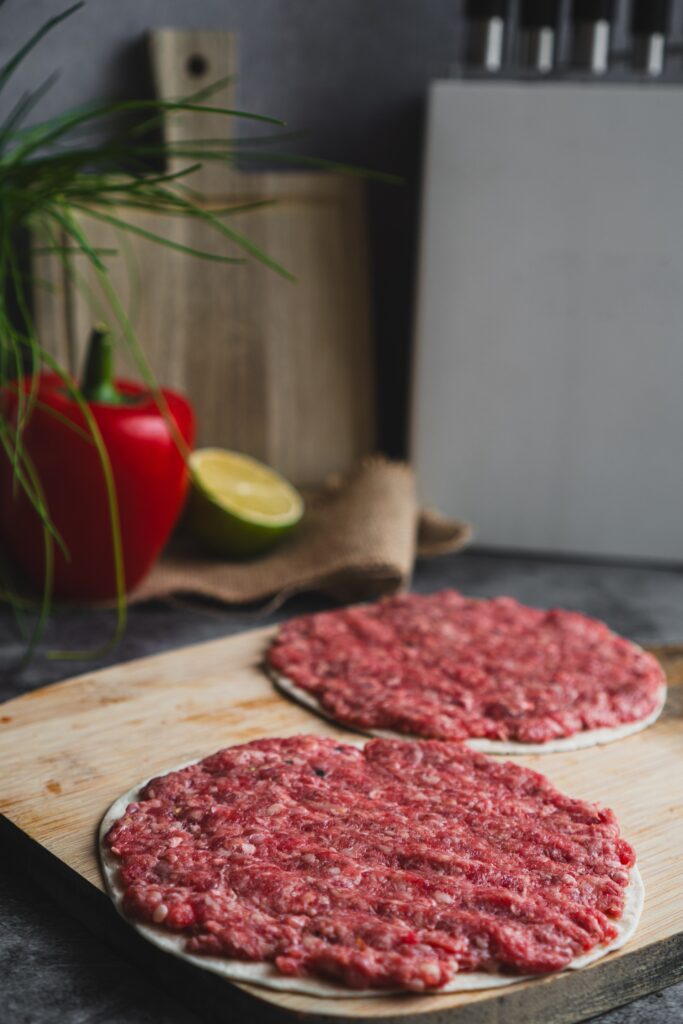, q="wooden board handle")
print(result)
[147,29,238,195]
